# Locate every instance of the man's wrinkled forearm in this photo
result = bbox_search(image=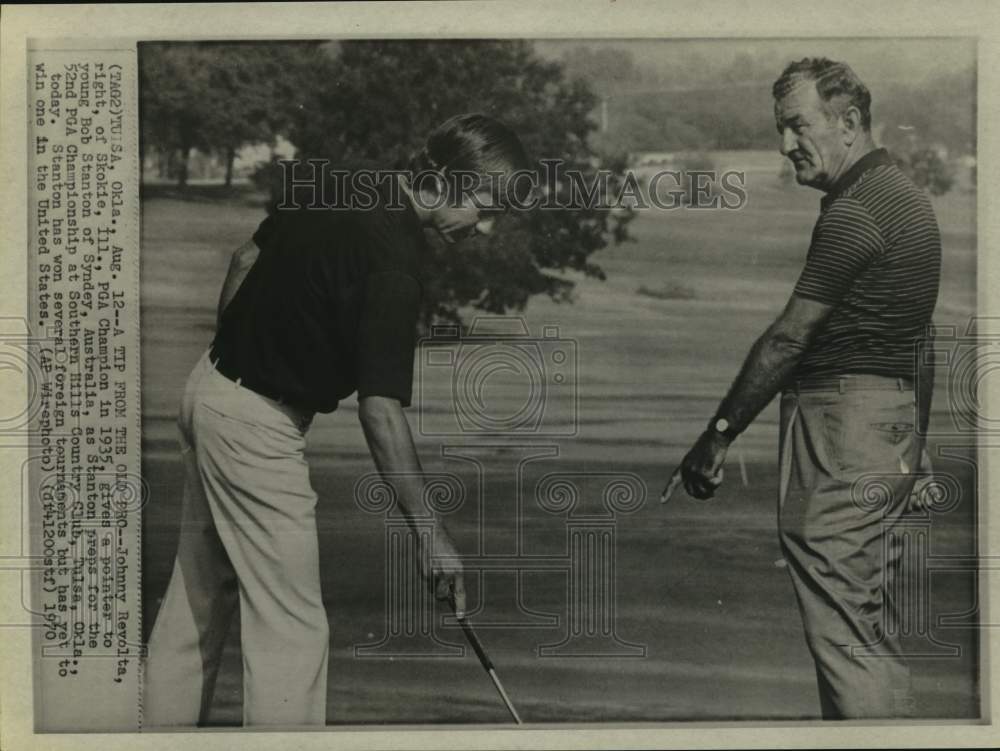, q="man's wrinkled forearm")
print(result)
[715,326,808,437]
